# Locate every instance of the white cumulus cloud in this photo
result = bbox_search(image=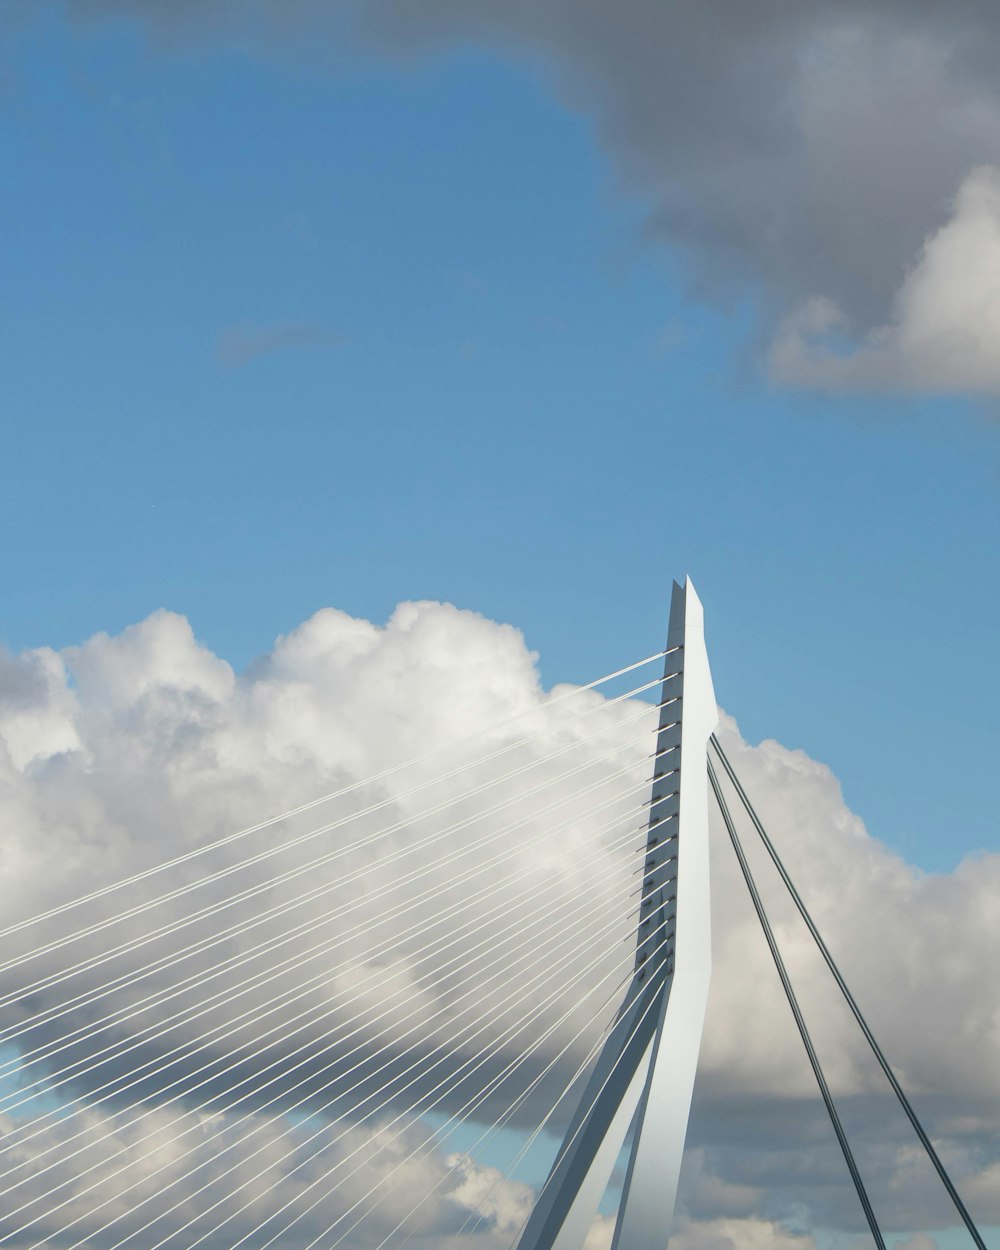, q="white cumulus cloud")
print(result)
[0,599,996,1246]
